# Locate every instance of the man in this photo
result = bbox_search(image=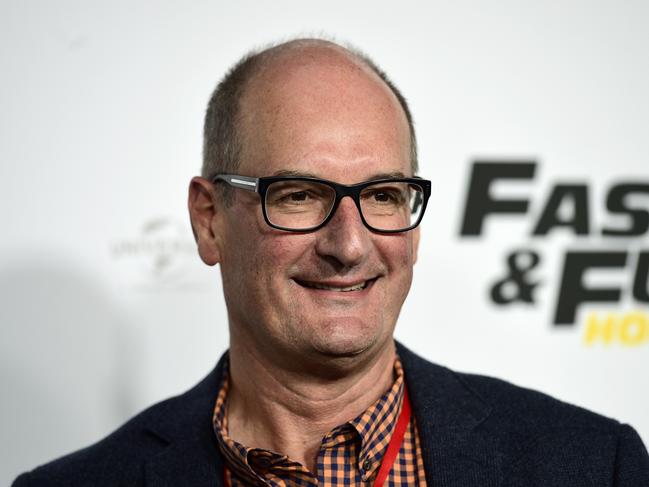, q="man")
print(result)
[14,38,649,486]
